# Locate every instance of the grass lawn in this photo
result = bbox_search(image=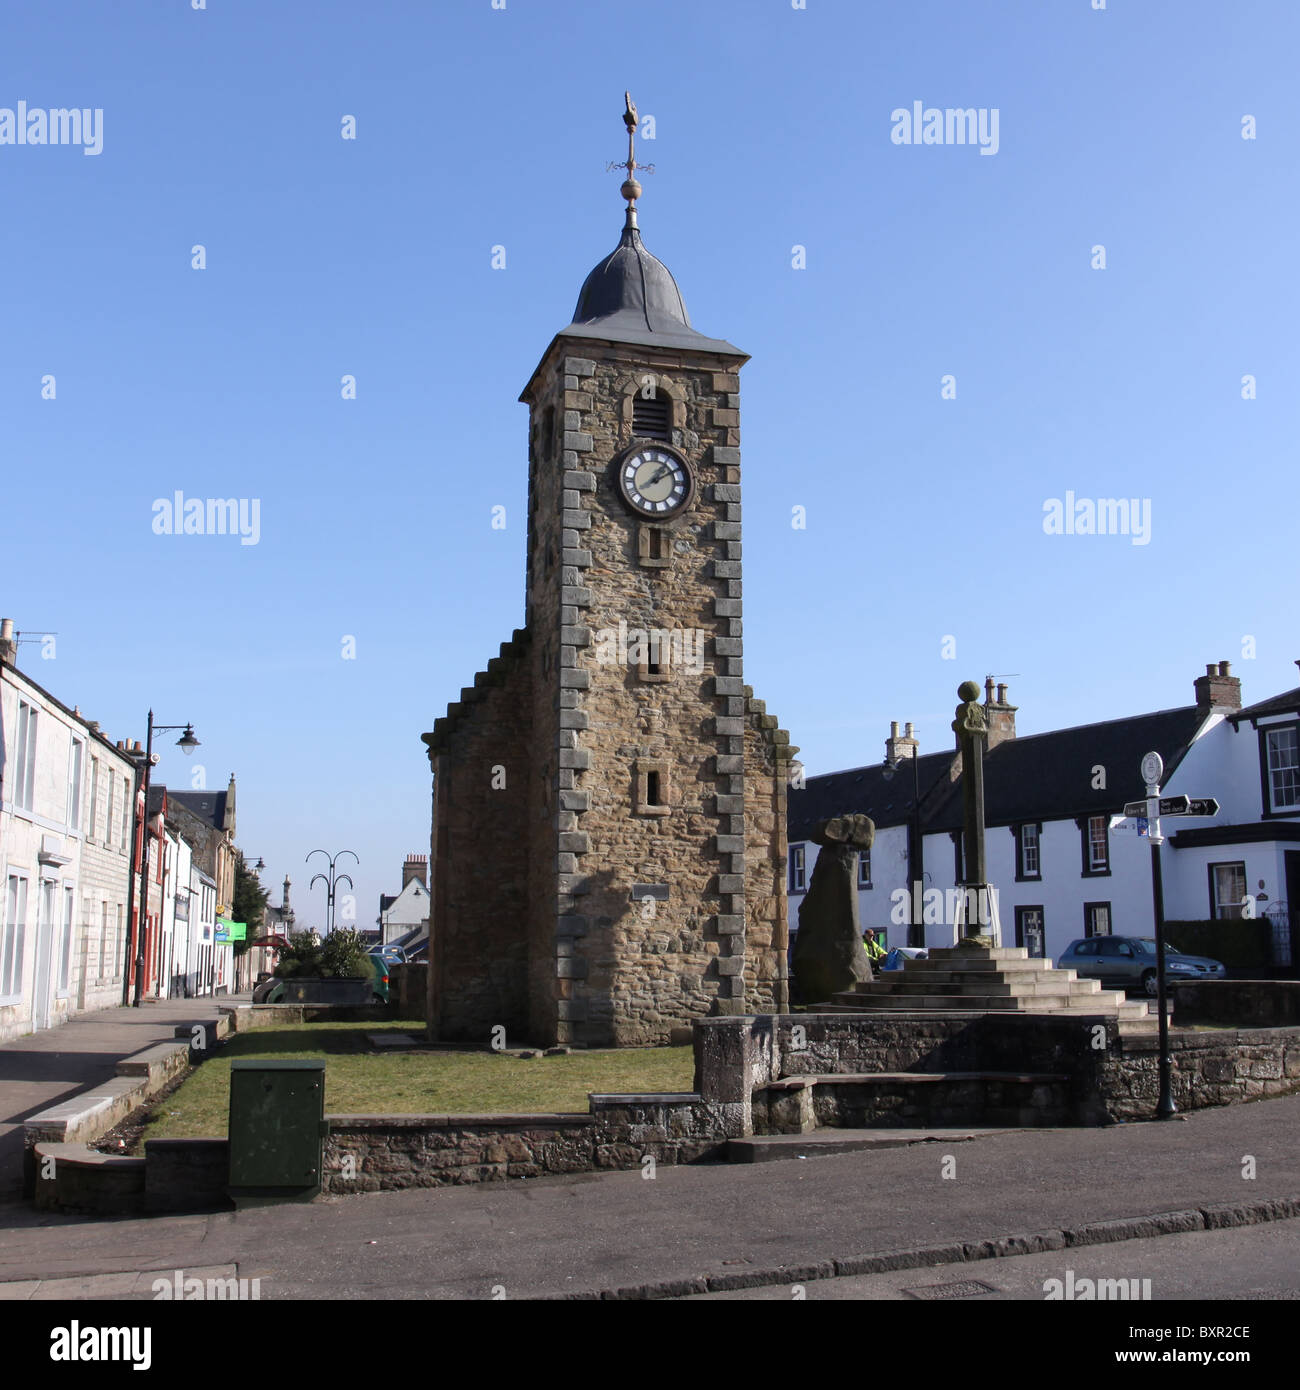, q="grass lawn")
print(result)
[137,1022,695,1147]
